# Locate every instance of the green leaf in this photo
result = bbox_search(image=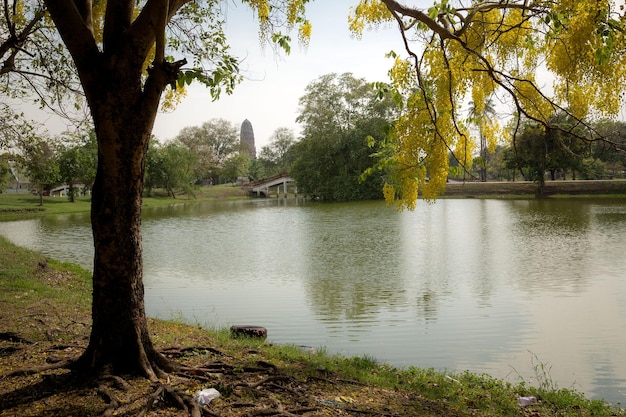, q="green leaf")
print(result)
[271,32,292,55]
